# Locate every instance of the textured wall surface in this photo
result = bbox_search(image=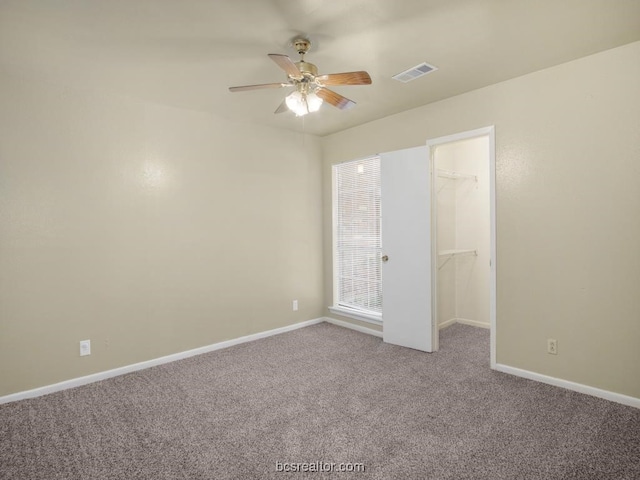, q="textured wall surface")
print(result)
[323,42,640,399]
[0,73,324,396]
